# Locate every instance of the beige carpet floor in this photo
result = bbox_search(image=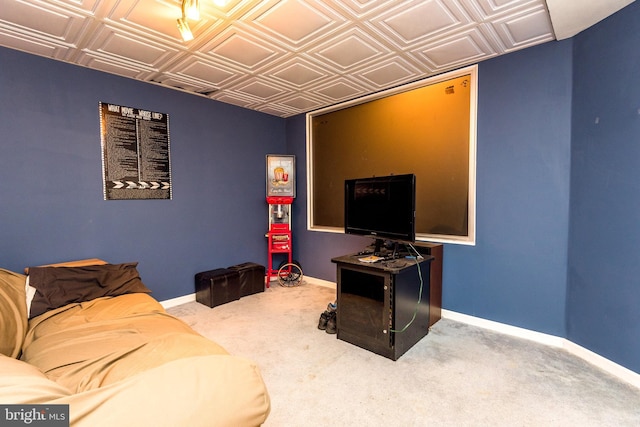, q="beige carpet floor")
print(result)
[167,281,640,426]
